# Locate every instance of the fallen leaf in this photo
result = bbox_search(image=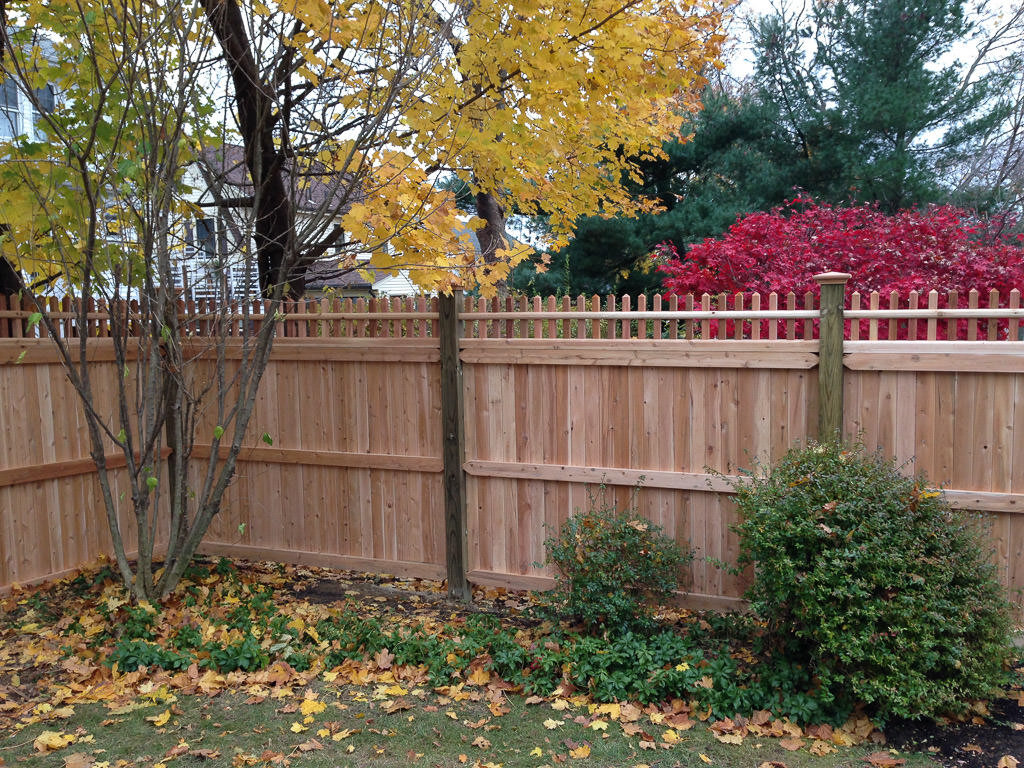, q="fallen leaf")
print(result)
[290,722,308,733]
[998,757,1019,768]
[146,710,171,728]
[809,740,834,756]
[962,744,983,754]
[63,753,94,768]
[864,751,906,767]
[530,747,544,757]
[34,731,76,753]
[544,719,565,730]
[164,743,190,758]
[188,749,222,759]
[779,739,804,751]
[758,763,788,768]
[299,699,326,717]
[375,648,395,670]
[472,736,491,749]
[569,743,591,759]
[295,739,323,753]
[713,732,744,745]
[699,754,712,763]
[467,667,491,686]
